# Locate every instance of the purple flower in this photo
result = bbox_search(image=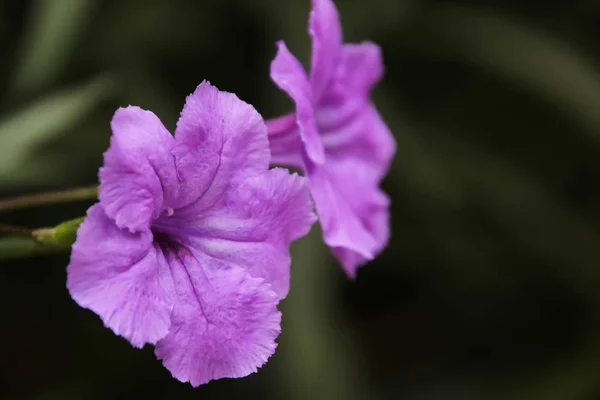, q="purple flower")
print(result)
[67,81,316,386]
[266,0,396,277]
